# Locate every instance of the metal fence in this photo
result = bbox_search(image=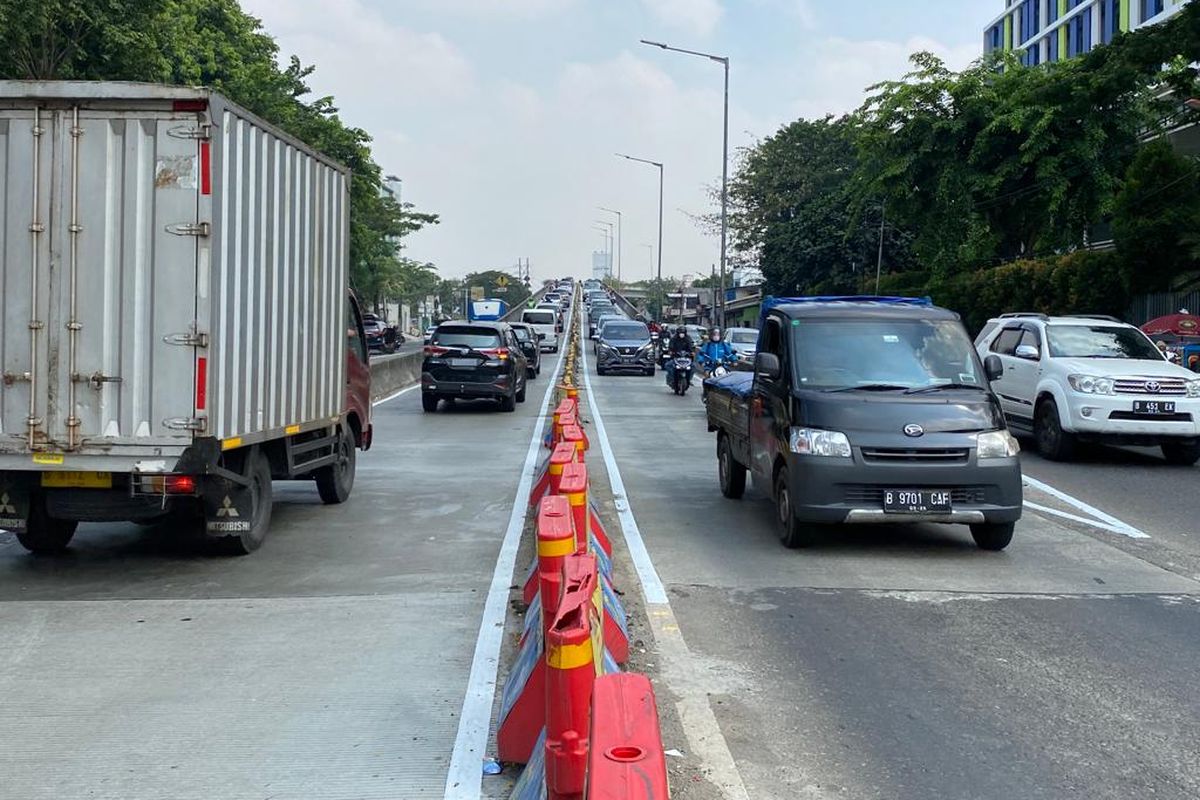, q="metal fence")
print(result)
[1127,291,1200,325]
